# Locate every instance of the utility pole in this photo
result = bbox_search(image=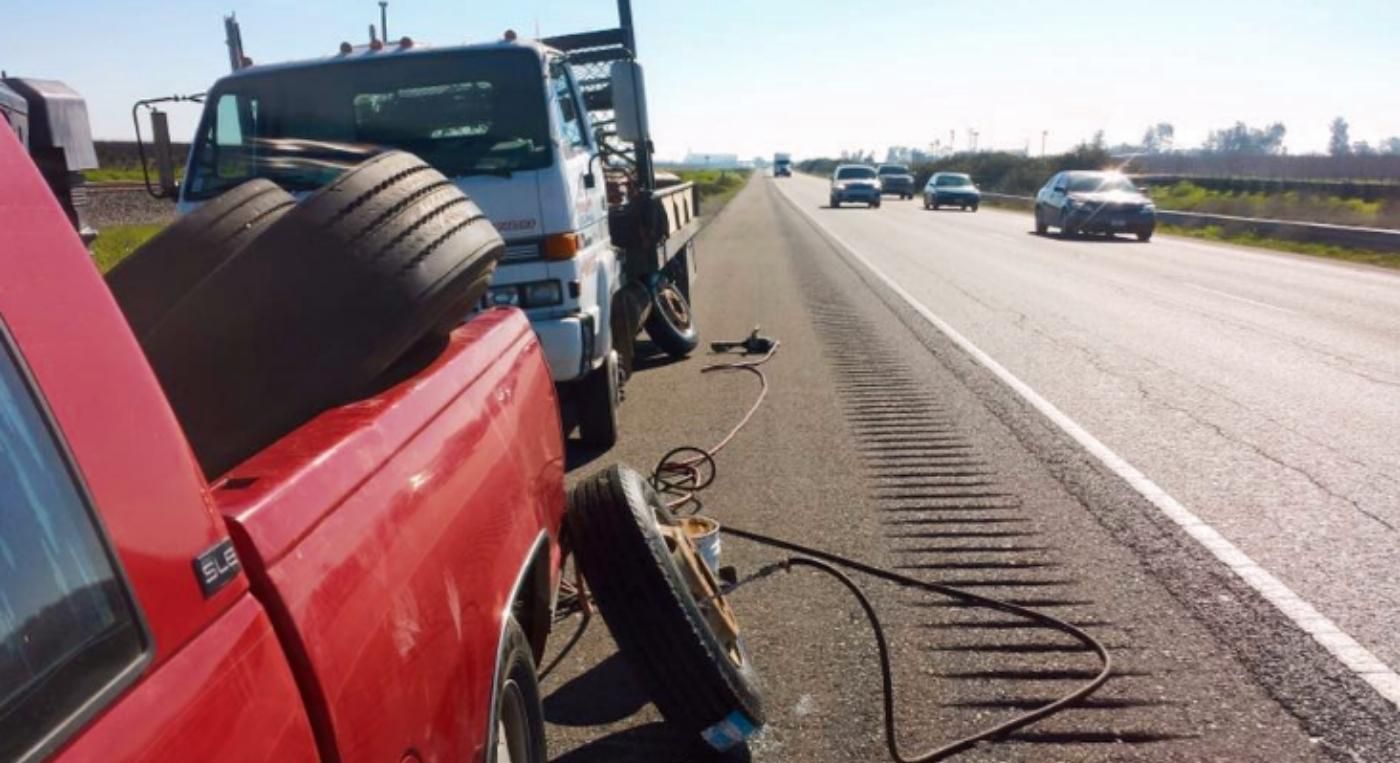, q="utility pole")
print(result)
[379,1,389,40]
